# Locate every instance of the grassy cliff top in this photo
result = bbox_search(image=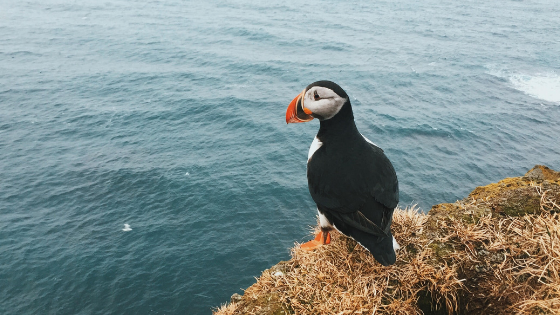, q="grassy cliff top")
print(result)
[215,165,560,315]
